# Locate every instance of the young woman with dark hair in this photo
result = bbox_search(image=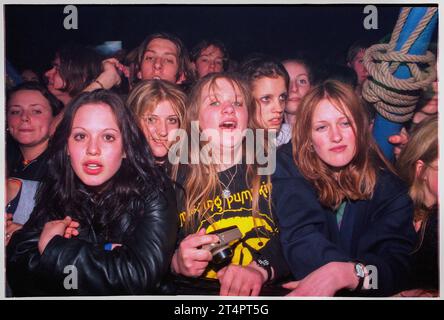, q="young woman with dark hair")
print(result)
[7,90,178,296]
[7,82,64,181]
[273,80,416,296]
